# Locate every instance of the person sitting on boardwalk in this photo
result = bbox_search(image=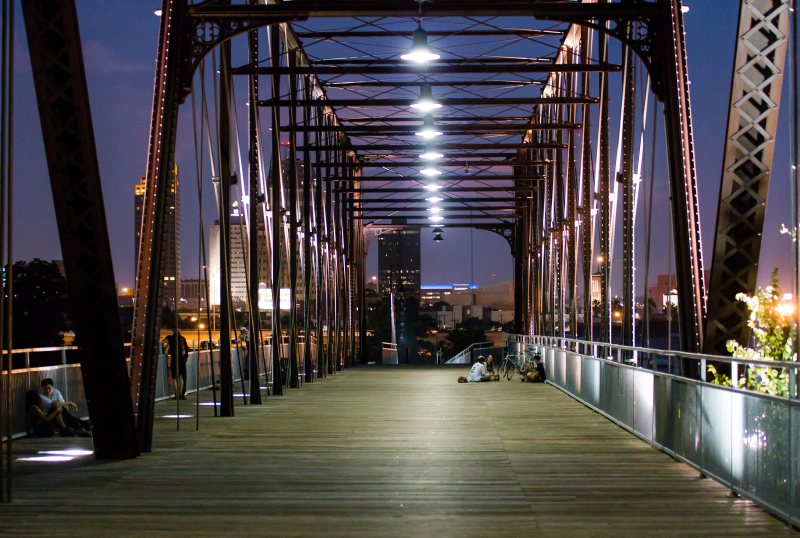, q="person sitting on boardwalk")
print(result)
[25,390,89,438]
[467,356,492,382]
[523,355,547,383]
[40,378,91,432]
